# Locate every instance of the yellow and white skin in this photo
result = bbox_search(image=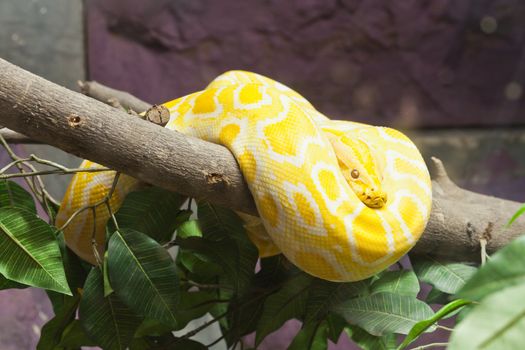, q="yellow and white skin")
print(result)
[55,71,432,282]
